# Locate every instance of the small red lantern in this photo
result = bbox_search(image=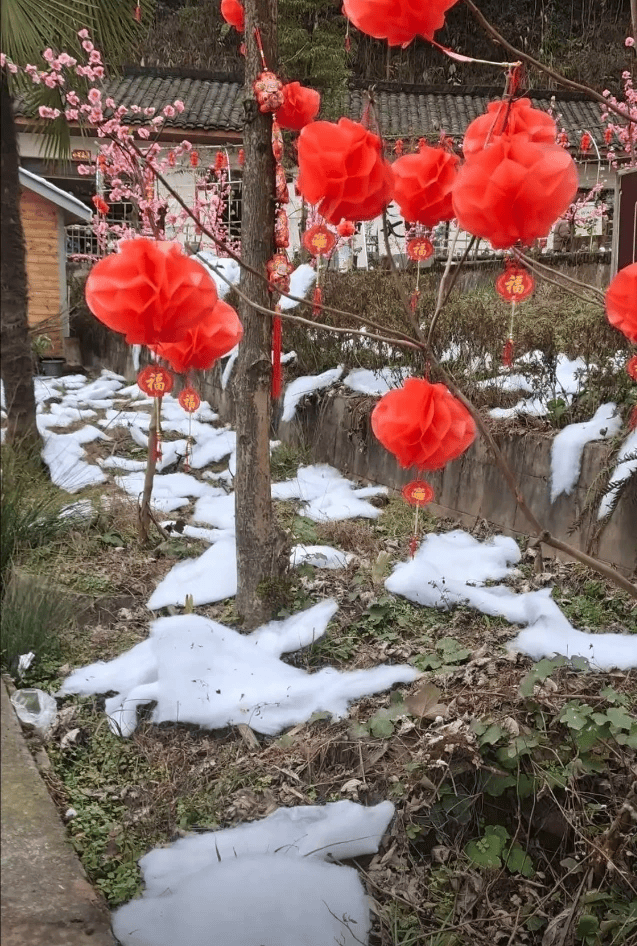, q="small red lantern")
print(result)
[137,365,174,398]
[275,82,320,131]
[134,5,141,23]
[92,195,109,215]
[394,139,404,156]
[238,148,245,166]
[168,150,176,167]
[214,150,228,173]
[495,265,535,303]
[463,99,557,159]
[402,480,434,507]
[580,132,592,154]
[153,300,244,374]
[626,355,637,382]
[557,130,570,148]
[337,220,356,238]
[272,121,284,162]
[267,253,294,293]
[275,164,289,204]
[393,146,459,228]
[178,386,202,413]
[303,224,336,257]
[275,207,289,248]
[406,237,434,261]
[604,127,613,146]
[605,263,637,344]
[253,71,284,114]
[190,150,199,168]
